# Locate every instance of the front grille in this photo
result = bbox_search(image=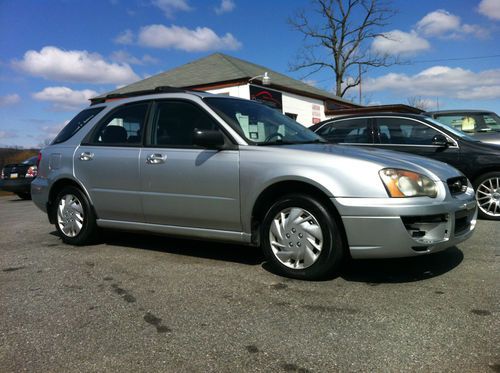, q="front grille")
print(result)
[447,176,468,195]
